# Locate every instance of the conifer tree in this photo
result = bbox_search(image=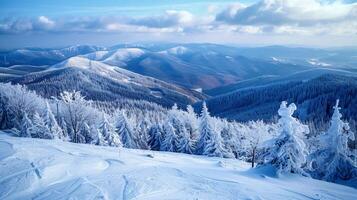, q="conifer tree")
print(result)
[262,101,309,175]
[32,112,53,139]
[148,124,163,151]
[203,128,226,157]
[160,122,177,152]
[19,112,33,138]
[177,126,195,154]
[115,111,139,149]
[99,114,122,147]
[90,124,107,146]
[196,102,216,155]
[80,122,91,144]
[309,100,357,181]
[220,120,237,158]
[44,101,63,140]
